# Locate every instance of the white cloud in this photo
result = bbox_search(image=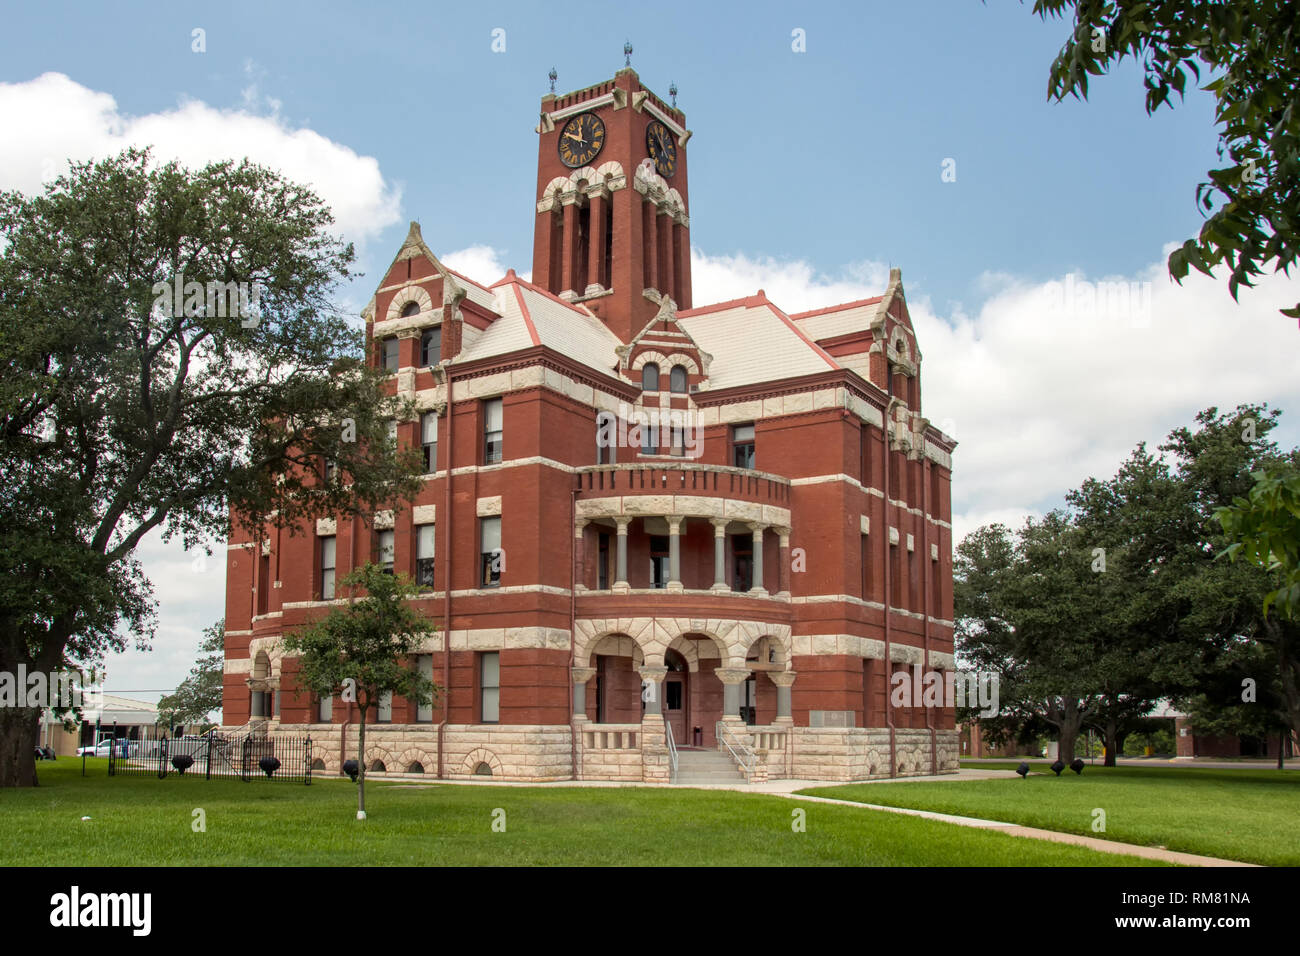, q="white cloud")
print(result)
[691,247,889,312]
[691,245,1299,546]
[0,72,401,245]
[440,244,516,285]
